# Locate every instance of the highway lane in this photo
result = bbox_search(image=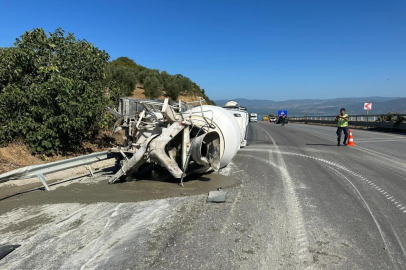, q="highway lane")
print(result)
[244,122,406,269]
[149,122,406,269]
[289,123,406,162]
[1,123,406,269]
